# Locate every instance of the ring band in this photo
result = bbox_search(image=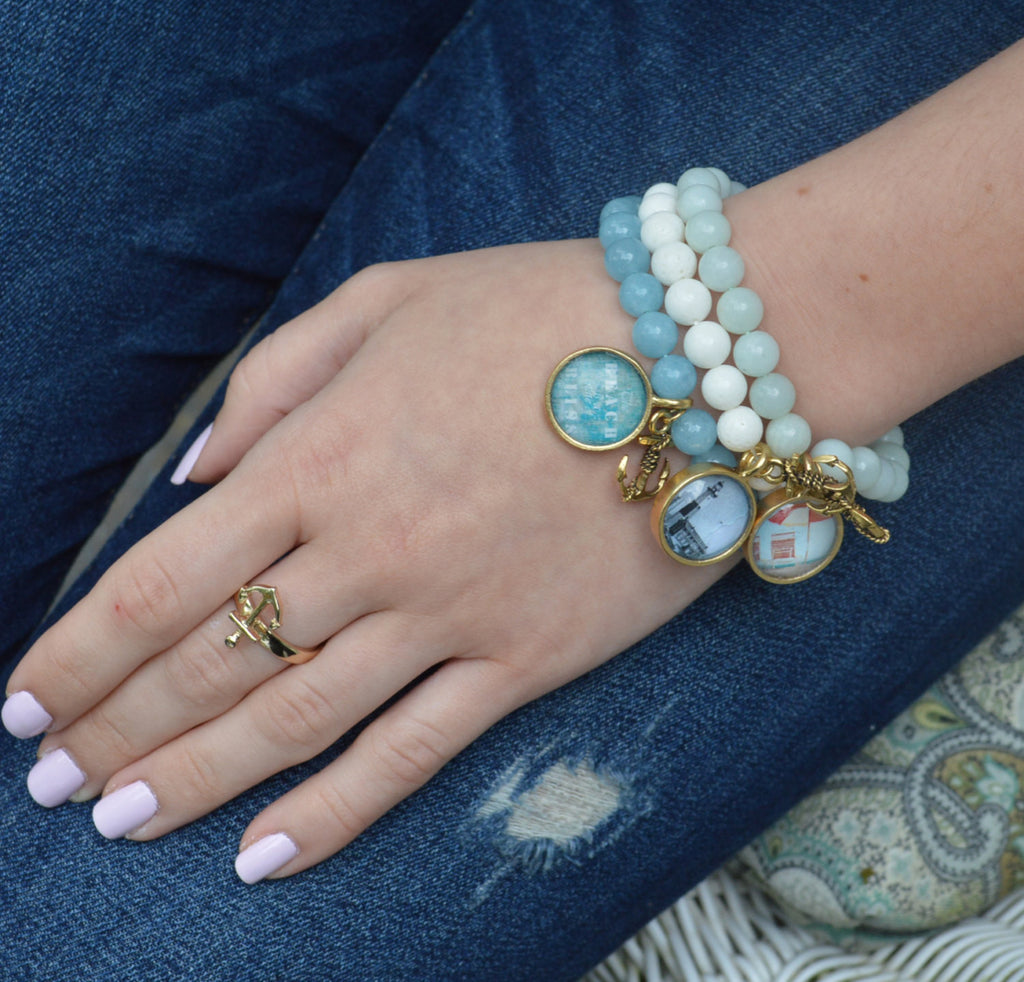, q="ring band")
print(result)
[224,585,322,665]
